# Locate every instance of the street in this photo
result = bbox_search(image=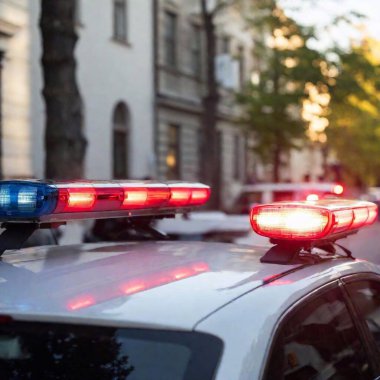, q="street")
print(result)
[344,222,380,264]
